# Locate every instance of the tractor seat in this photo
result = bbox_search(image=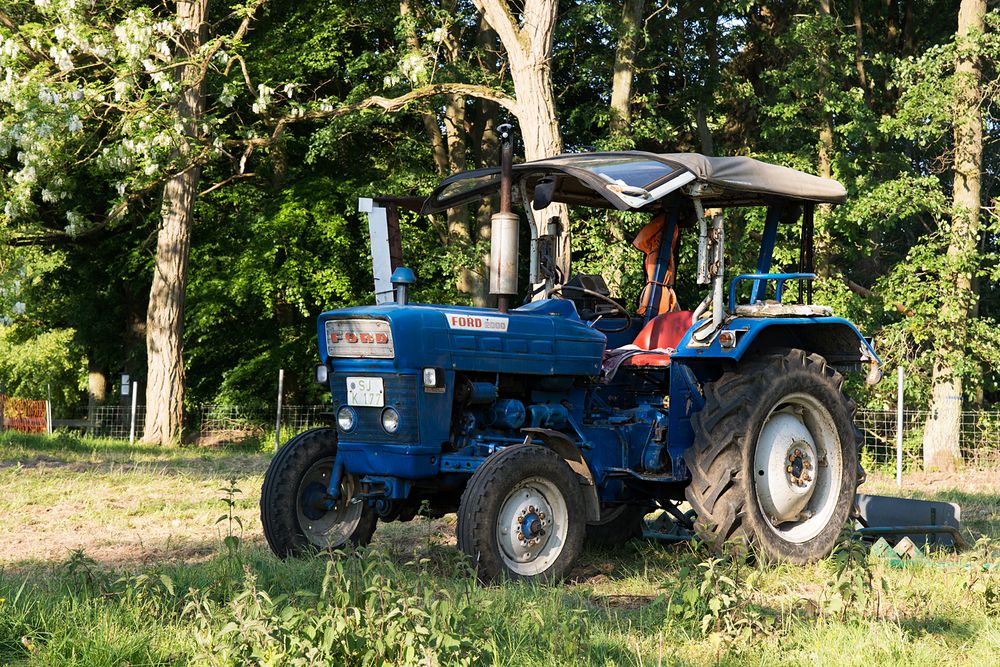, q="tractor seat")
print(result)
[601,311,694,381]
